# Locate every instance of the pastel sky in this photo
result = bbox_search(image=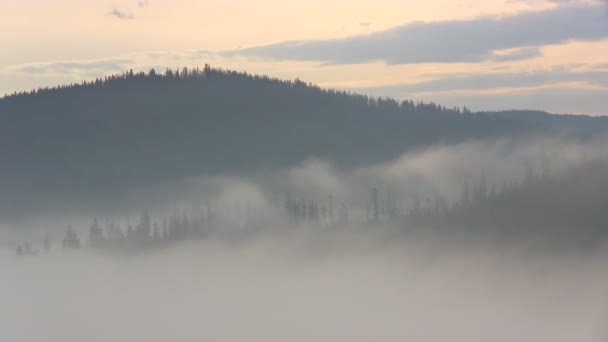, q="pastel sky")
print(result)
[2,0,608,114]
